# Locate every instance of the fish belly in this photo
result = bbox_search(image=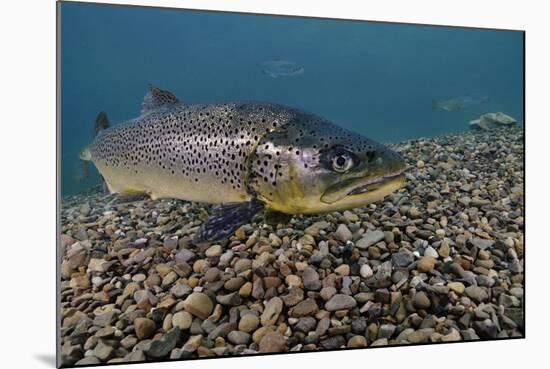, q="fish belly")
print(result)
[95,162,248,203]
